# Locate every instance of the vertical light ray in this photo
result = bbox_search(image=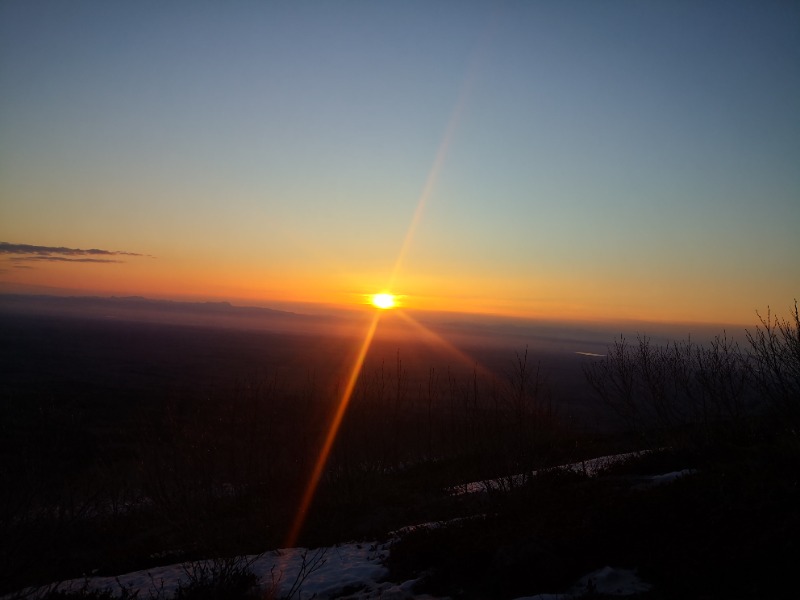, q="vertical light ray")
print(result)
[282,89,472,548]
[387,121,451,287]
[284,309,382,549]
[386,12,498,294]
[283,21,496,549]
[386,80,472,293]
